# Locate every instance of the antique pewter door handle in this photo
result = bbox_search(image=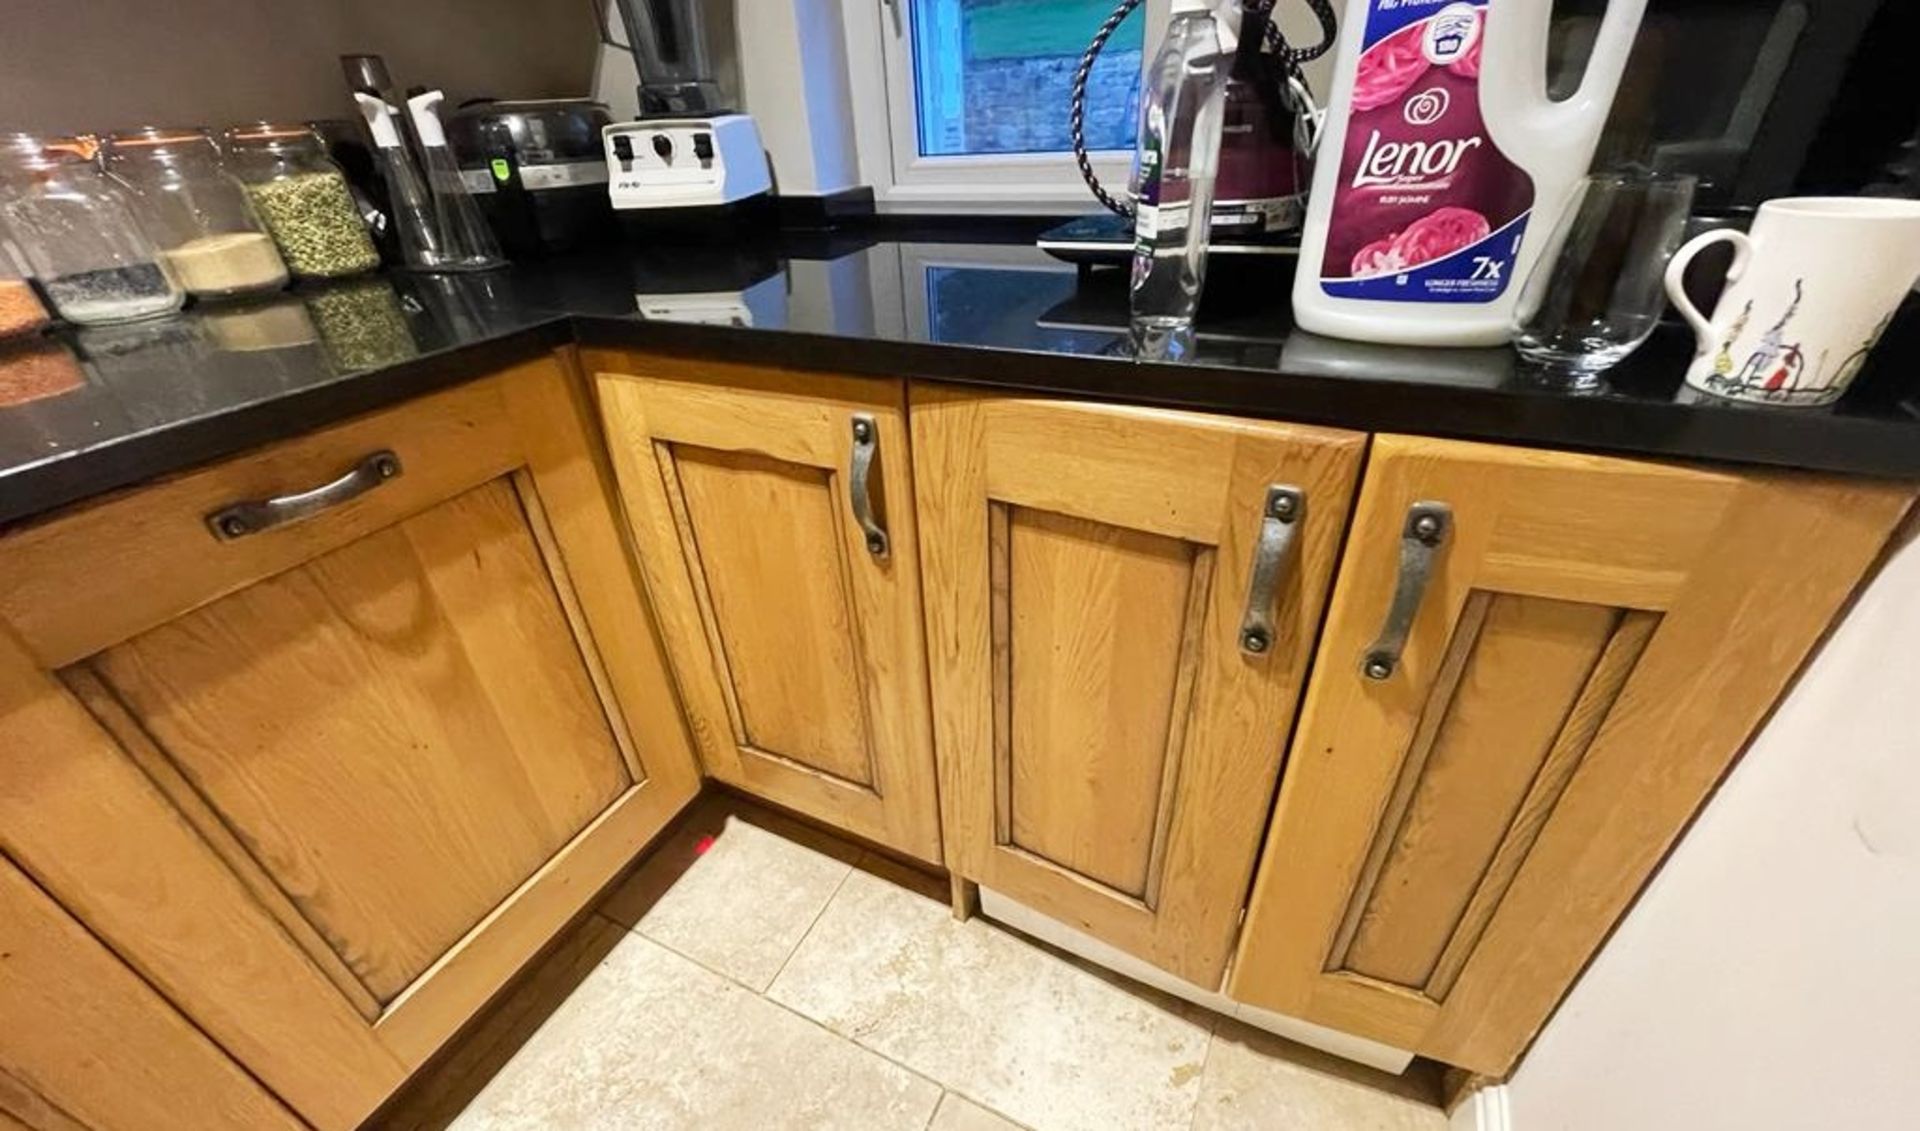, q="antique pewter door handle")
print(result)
[849,414,890,559]
[1238,485,1304,656]
[206,450,402,541]
[1361,501,1452,680]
